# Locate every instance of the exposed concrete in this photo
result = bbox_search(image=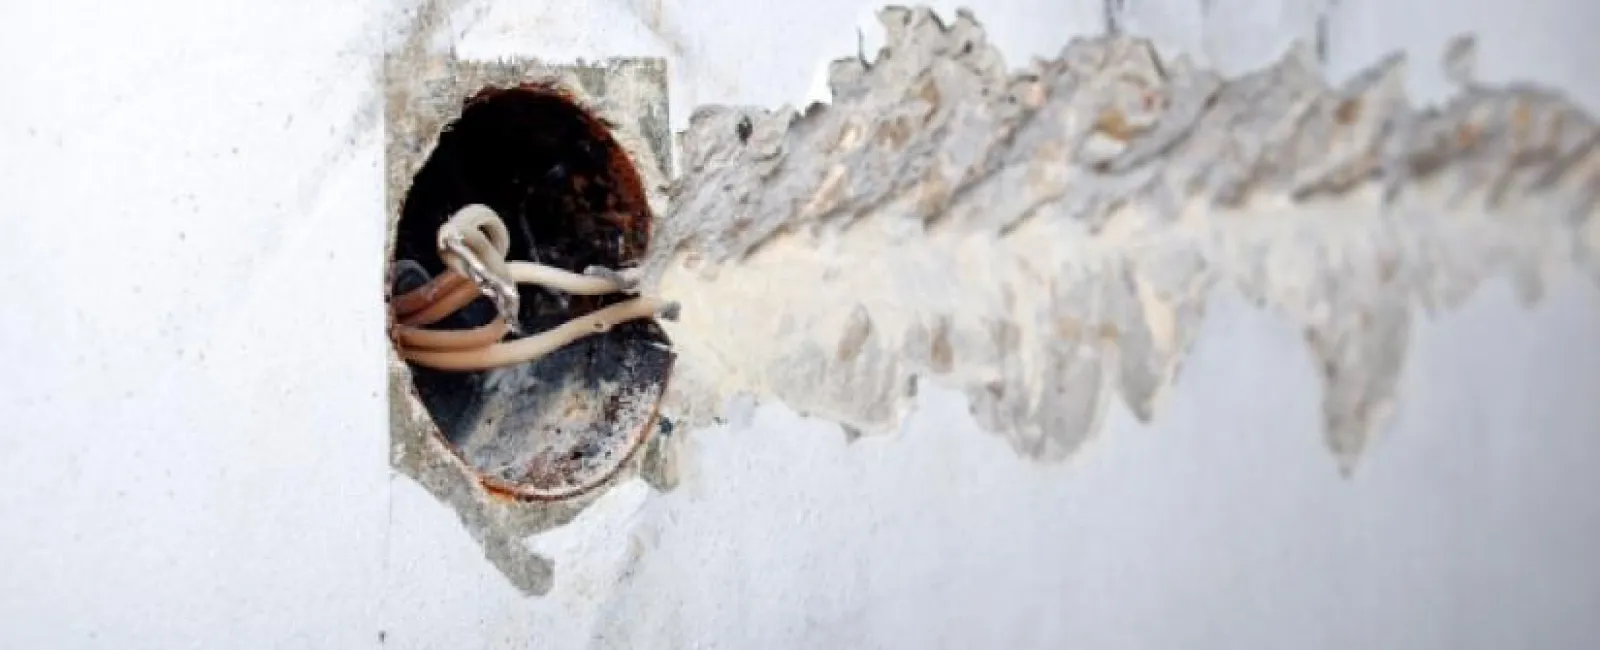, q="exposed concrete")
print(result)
[646,7,1599,473]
